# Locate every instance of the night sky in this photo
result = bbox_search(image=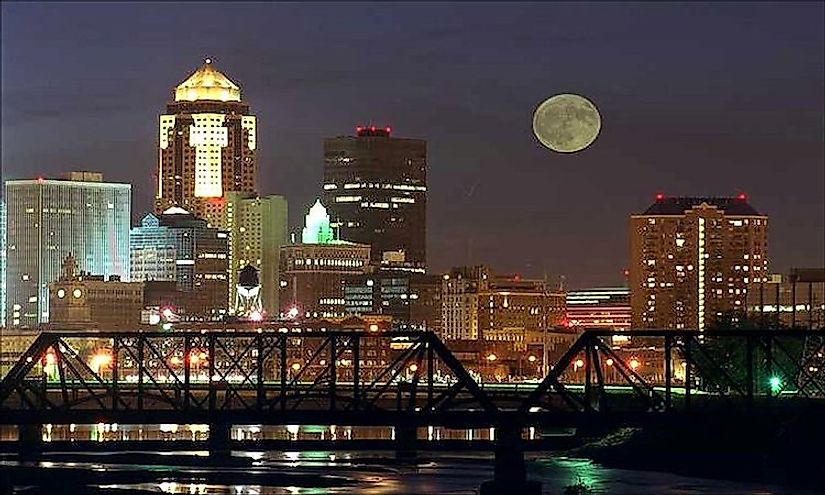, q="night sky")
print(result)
[2,3,823,288]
